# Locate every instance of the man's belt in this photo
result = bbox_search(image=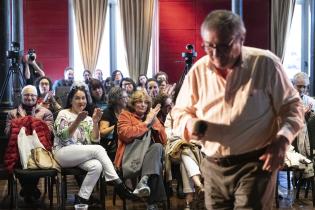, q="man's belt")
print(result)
[206,147,267,167]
